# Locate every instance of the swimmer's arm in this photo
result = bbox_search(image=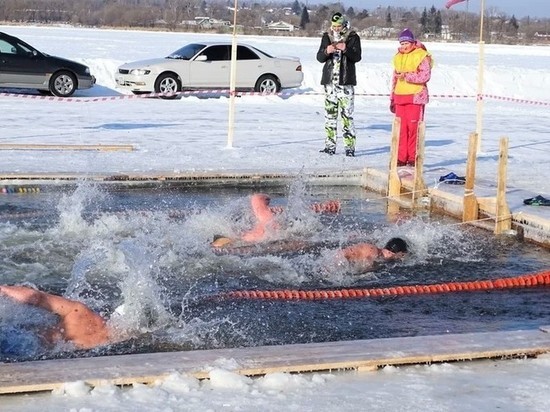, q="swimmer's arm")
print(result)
[0,285,78,317]
[0,285,46,306]
[2,285,110,348]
